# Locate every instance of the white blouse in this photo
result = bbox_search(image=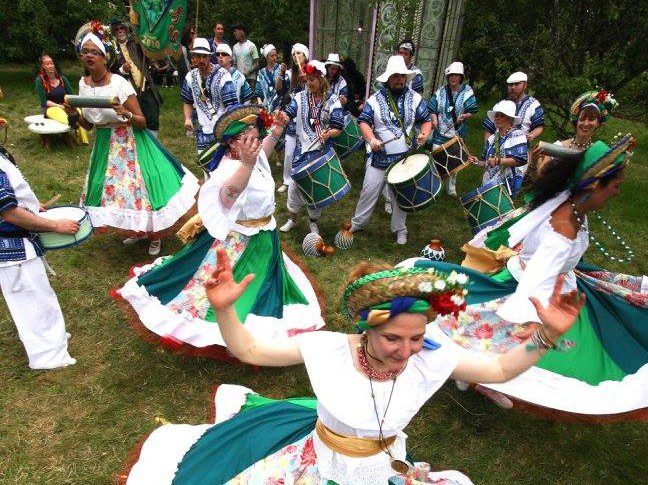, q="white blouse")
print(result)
[295,327,458,484]
[79,74,137,125]
[198,150,276,241]
[498,216,589,324]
